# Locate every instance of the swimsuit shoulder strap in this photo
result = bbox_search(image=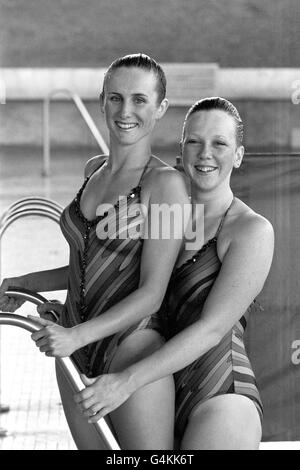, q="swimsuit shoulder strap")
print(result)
[137,157,152,187]
[214,197,235,239]
[86,158,107,179]
[77,159,107,199]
